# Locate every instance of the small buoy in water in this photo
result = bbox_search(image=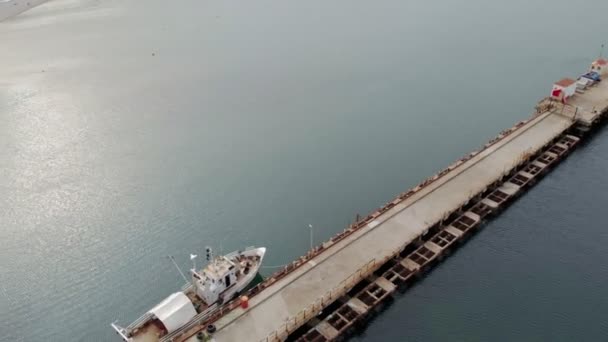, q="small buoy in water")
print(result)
[240,296,249,309]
